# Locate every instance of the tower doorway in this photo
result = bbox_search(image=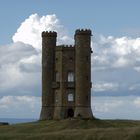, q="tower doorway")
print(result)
[67,108,74,118]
